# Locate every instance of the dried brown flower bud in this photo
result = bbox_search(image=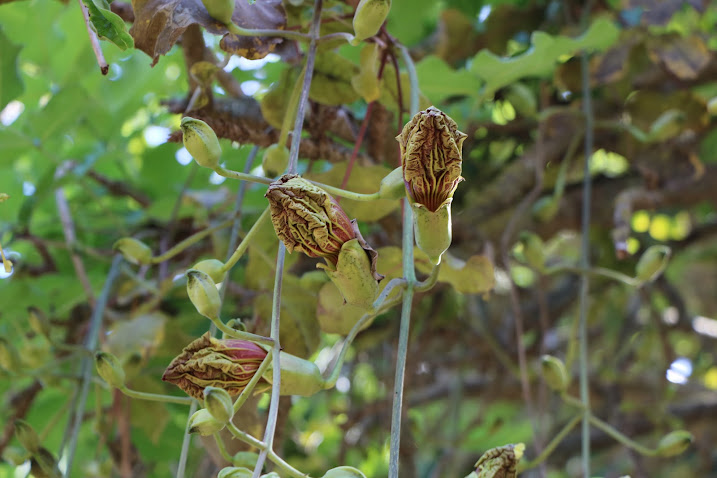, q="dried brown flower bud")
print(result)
[162,333,268,400]
[265,175,357,265]
[397,106,467,212]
